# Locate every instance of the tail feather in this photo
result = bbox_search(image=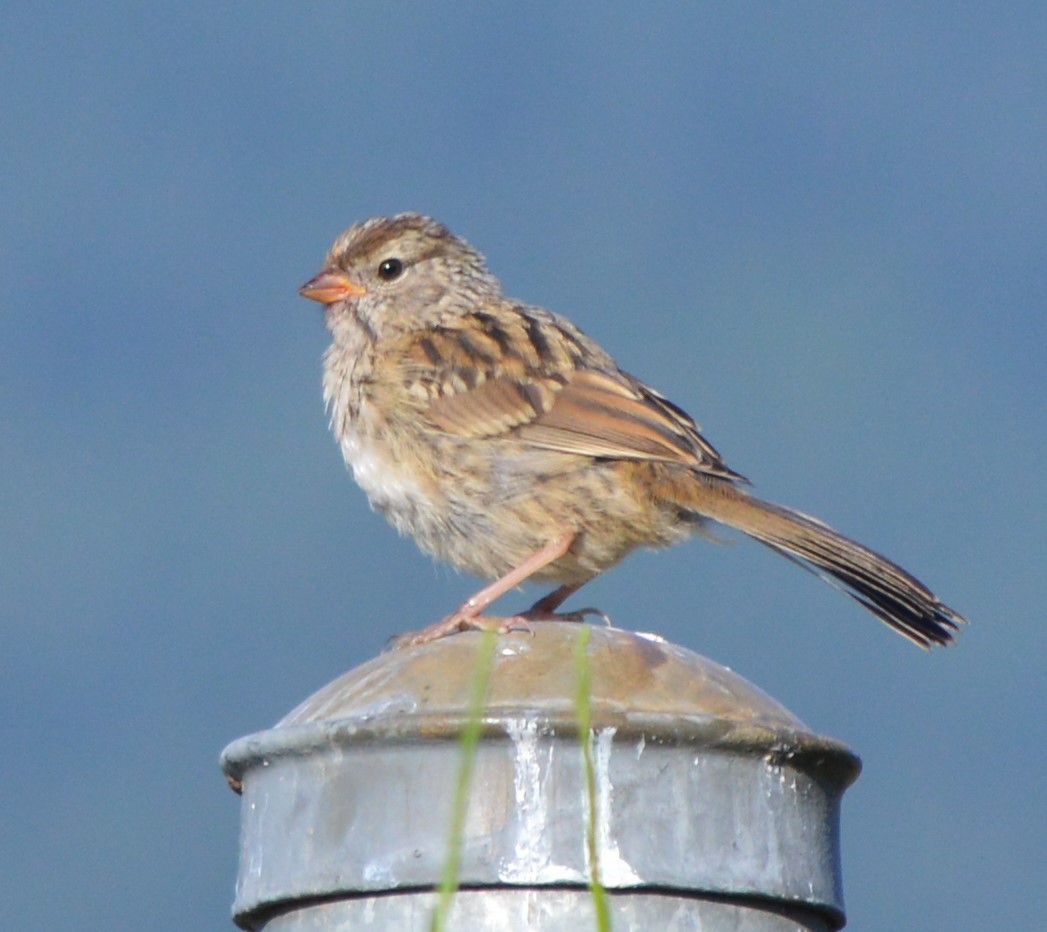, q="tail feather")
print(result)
[685,483,967,648]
